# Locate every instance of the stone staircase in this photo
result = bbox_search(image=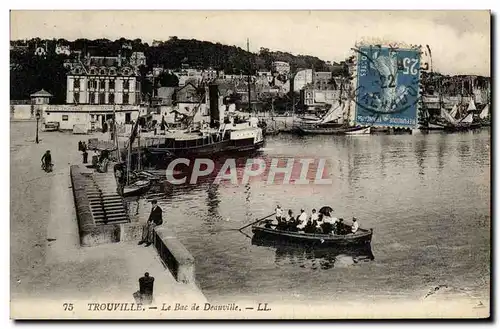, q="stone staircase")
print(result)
[86,171,128,225]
